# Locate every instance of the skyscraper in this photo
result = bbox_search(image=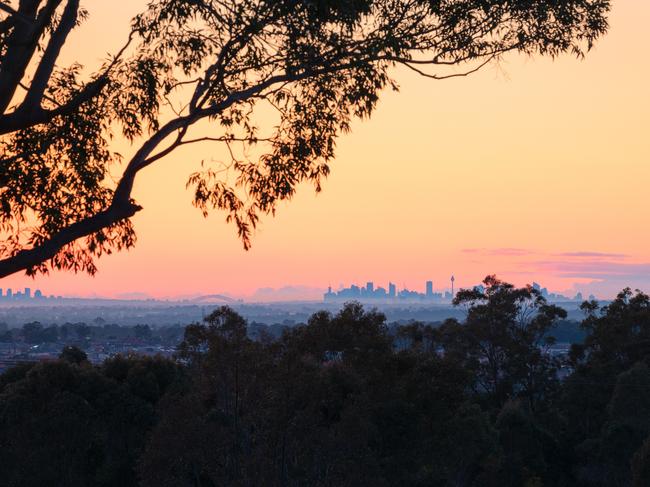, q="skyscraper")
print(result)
[426,280,433,297]
[366,281,374,294]
[388,282,396,298]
